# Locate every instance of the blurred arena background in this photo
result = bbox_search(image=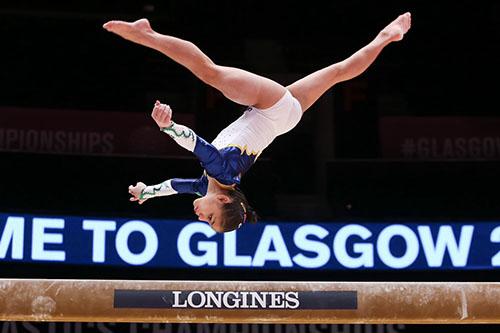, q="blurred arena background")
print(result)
[0,0,499,331]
